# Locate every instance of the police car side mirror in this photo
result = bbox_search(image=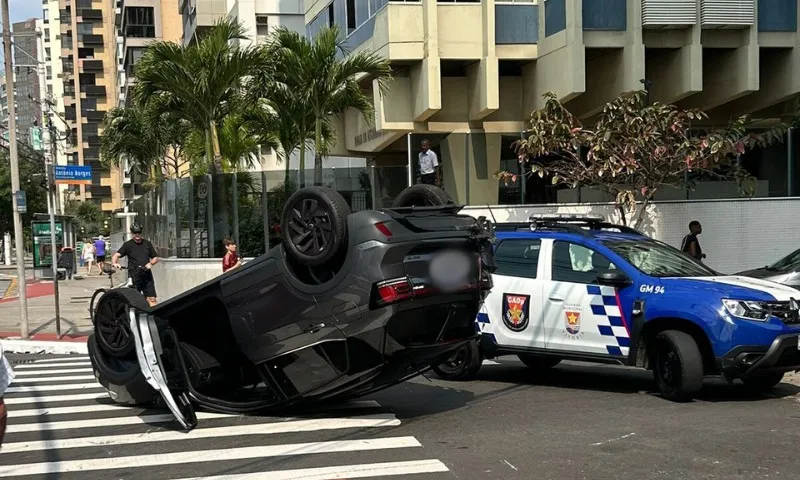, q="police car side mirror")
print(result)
[596,270,632,288]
